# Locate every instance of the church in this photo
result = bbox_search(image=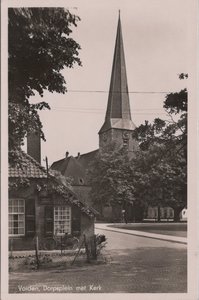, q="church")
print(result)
[51,14,175,222]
